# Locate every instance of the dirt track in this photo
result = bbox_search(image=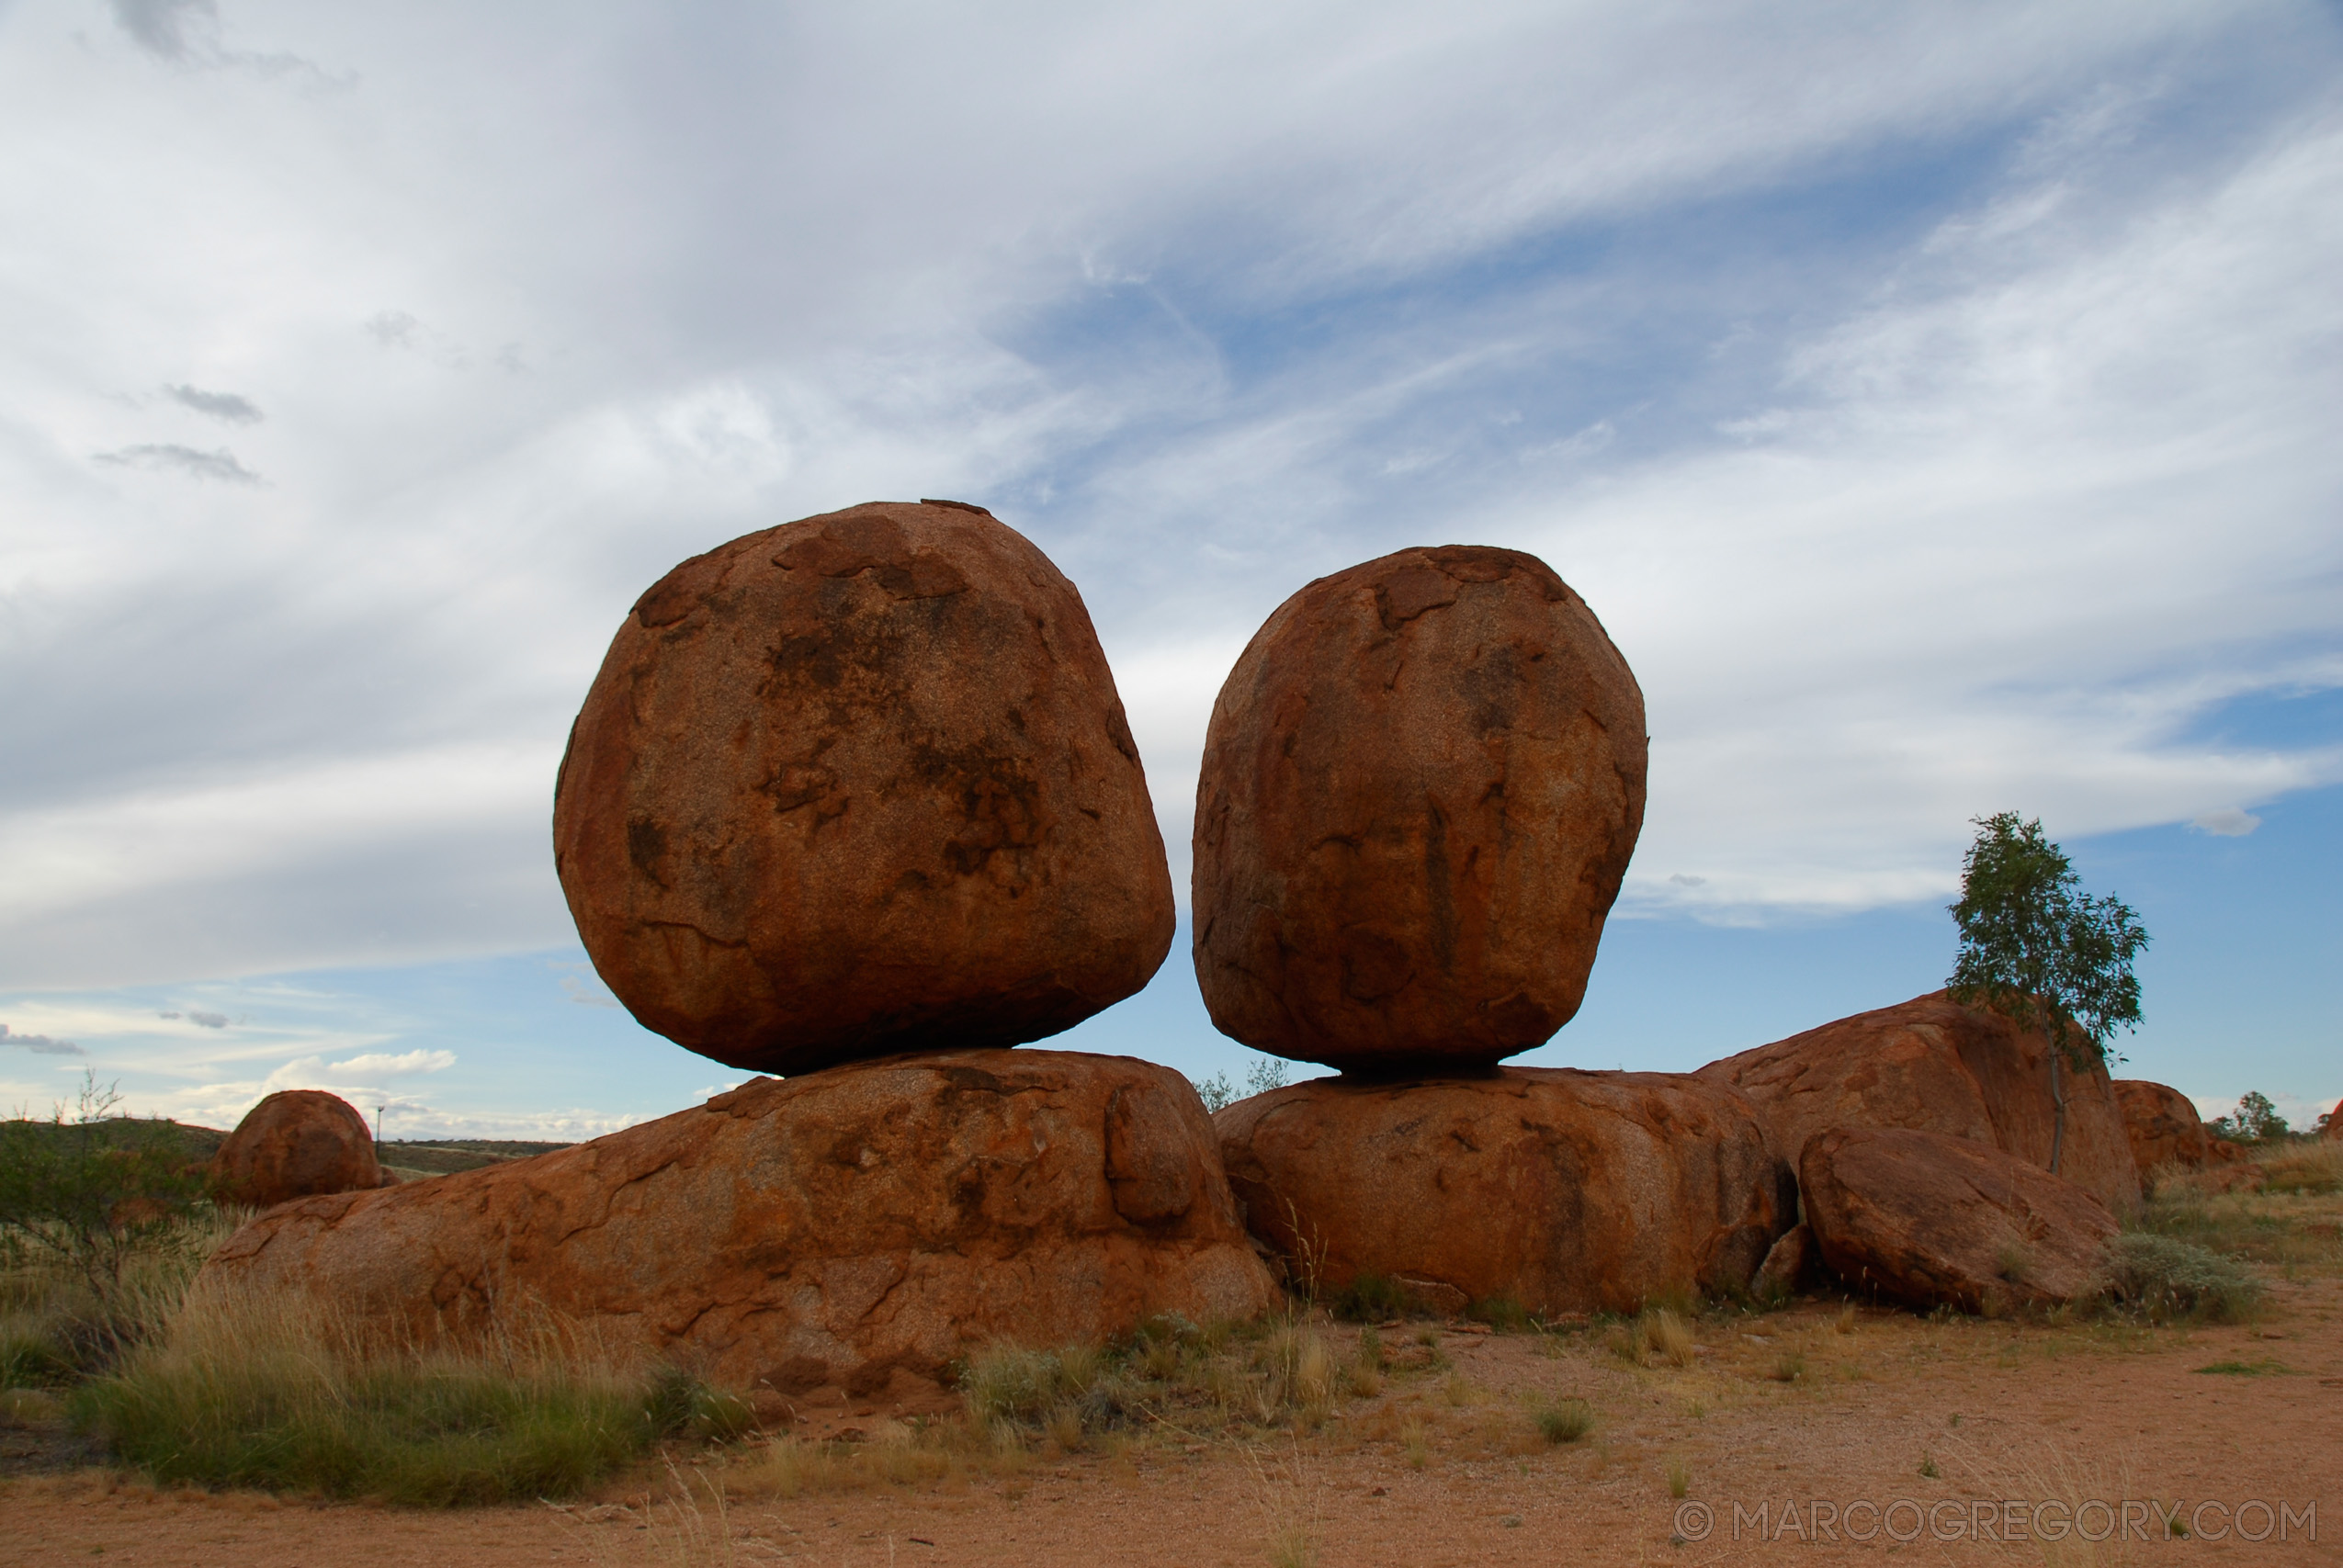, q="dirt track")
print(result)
[6,1276,2337,1567]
